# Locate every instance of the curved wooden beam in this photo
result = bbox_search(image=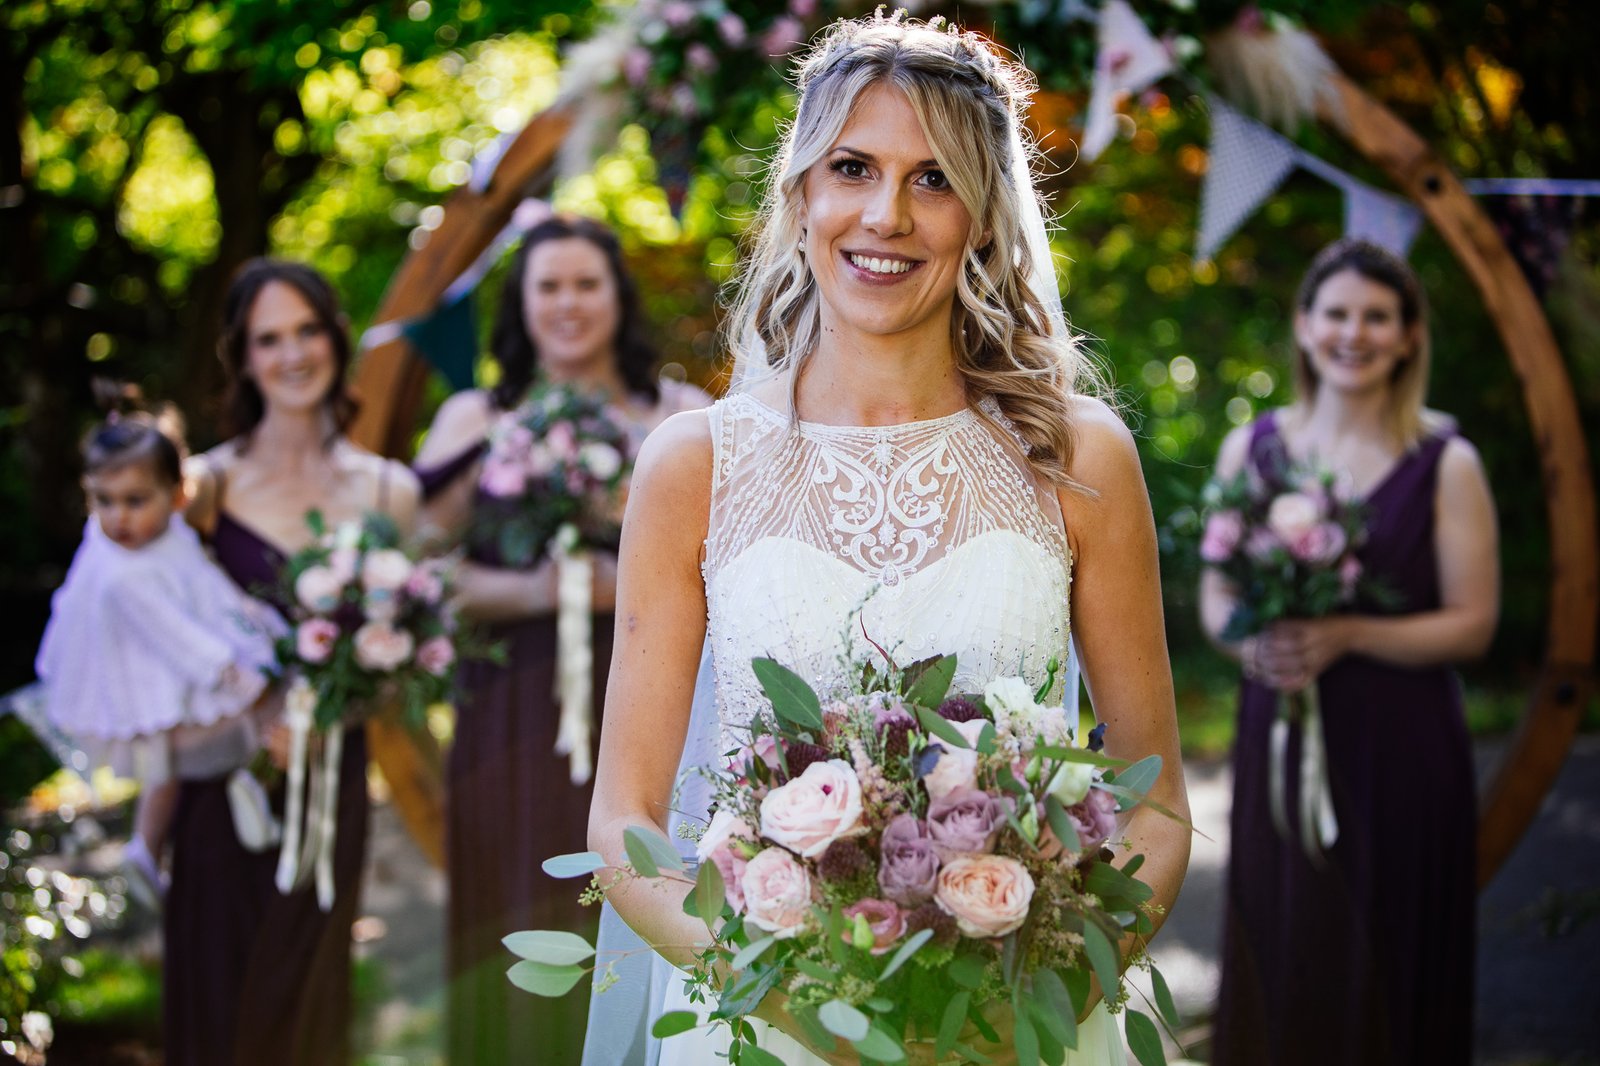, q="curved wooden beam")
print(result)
[1319,74,1599,886]
[348,103,575,865]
